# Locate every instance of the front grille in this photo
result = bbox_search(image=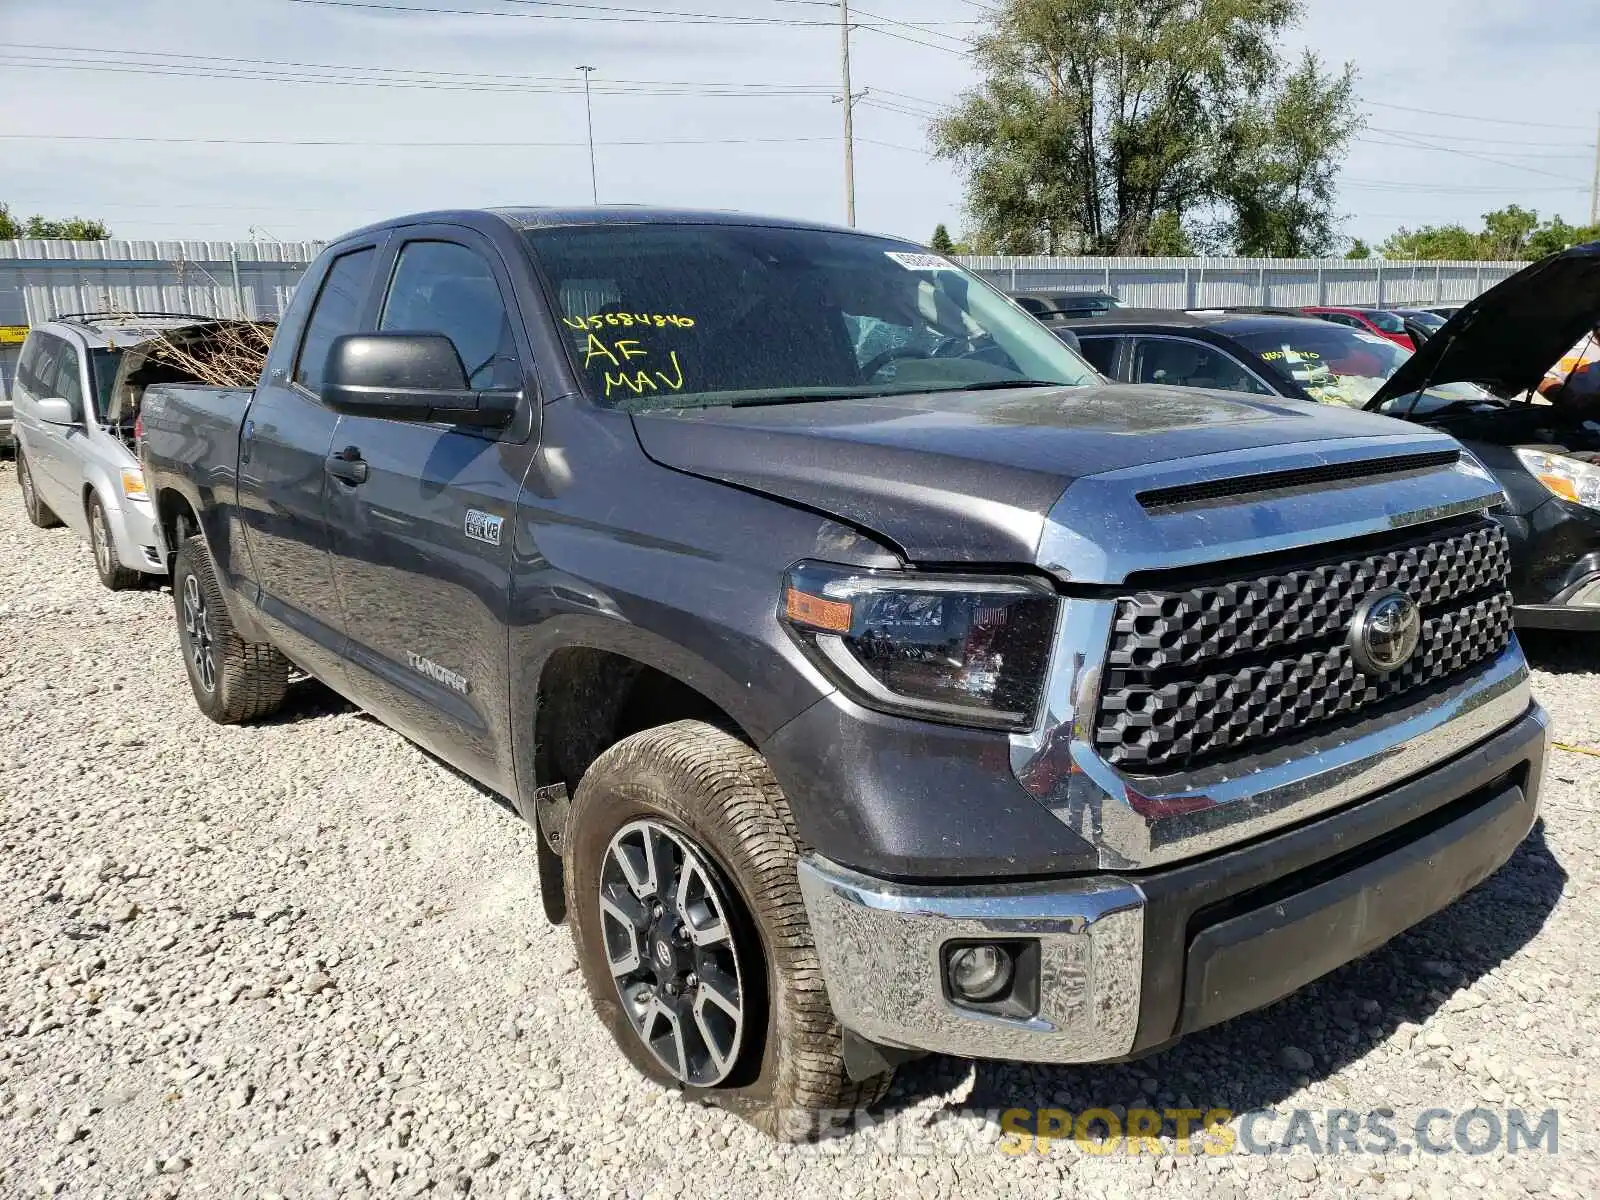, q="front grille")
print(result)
[1094,518,1514,773]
